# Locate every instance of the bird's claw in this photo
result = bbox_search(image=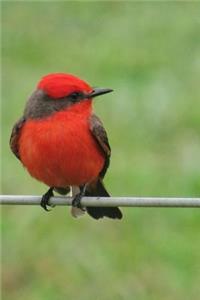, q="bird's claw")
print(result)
[40,188,54,212]
[72,193,85,211]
